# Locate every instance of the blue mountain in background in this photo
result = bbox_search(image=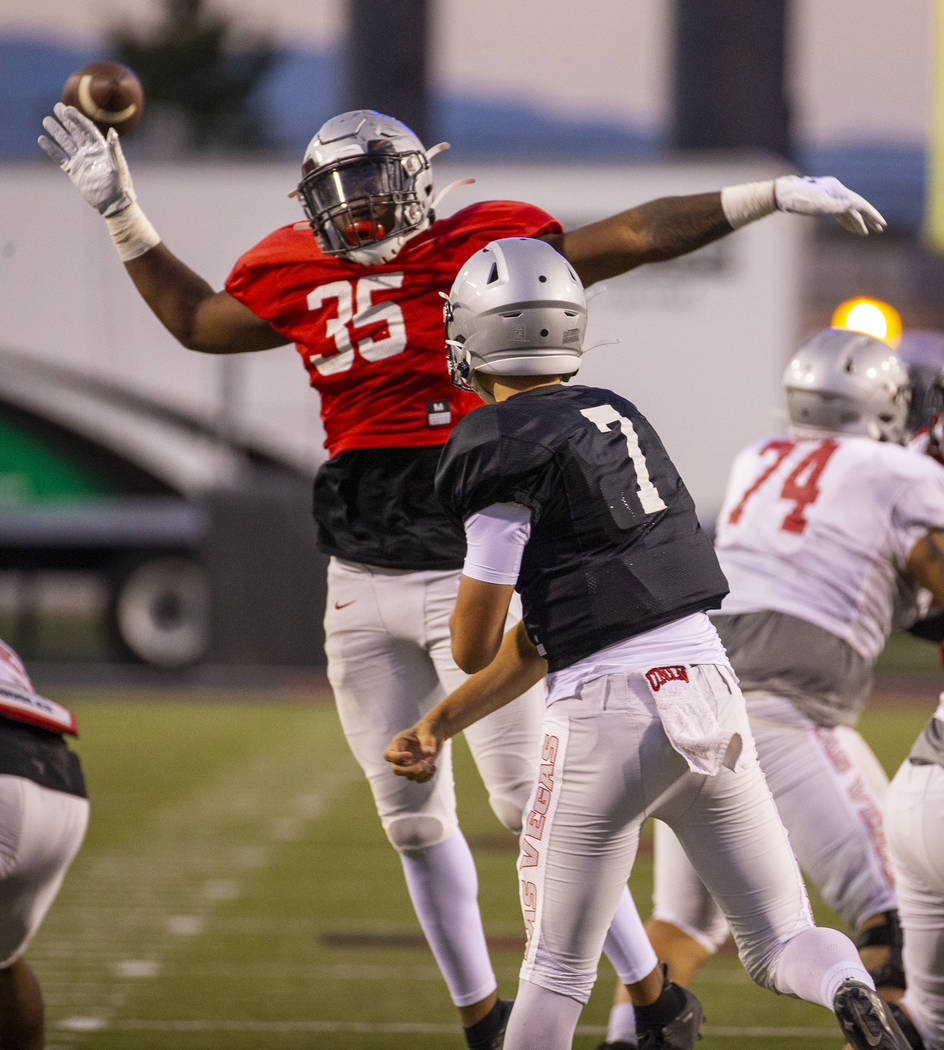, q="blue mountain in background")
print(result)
[2,34,925,230]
